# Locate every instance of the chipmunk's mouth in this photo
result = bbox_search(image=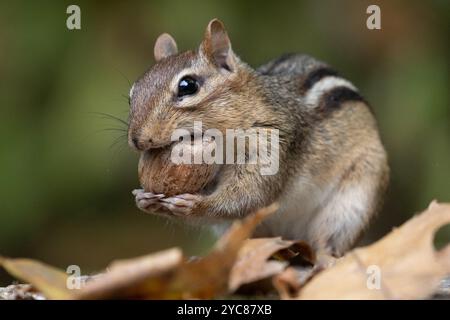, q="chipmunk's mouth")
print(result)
[143,133,197,155]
